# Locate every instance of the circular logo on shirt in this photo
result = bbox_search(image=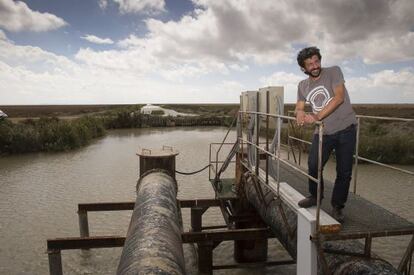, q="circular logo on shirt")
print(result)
[306,85,333,112]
